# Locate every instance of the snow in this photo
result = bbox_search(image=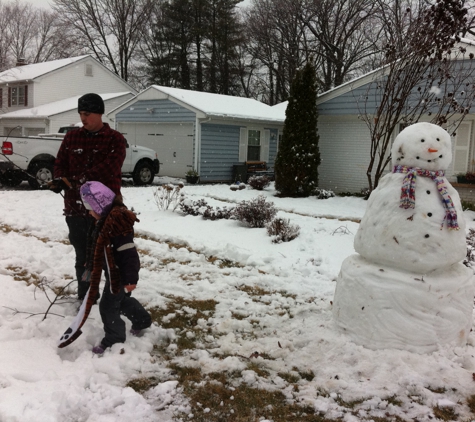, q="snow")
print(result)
[0,56,90,83]
[1,178,475,421]
[148,85,286,122]
[0,92,133,119]
[334,122,474,353]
